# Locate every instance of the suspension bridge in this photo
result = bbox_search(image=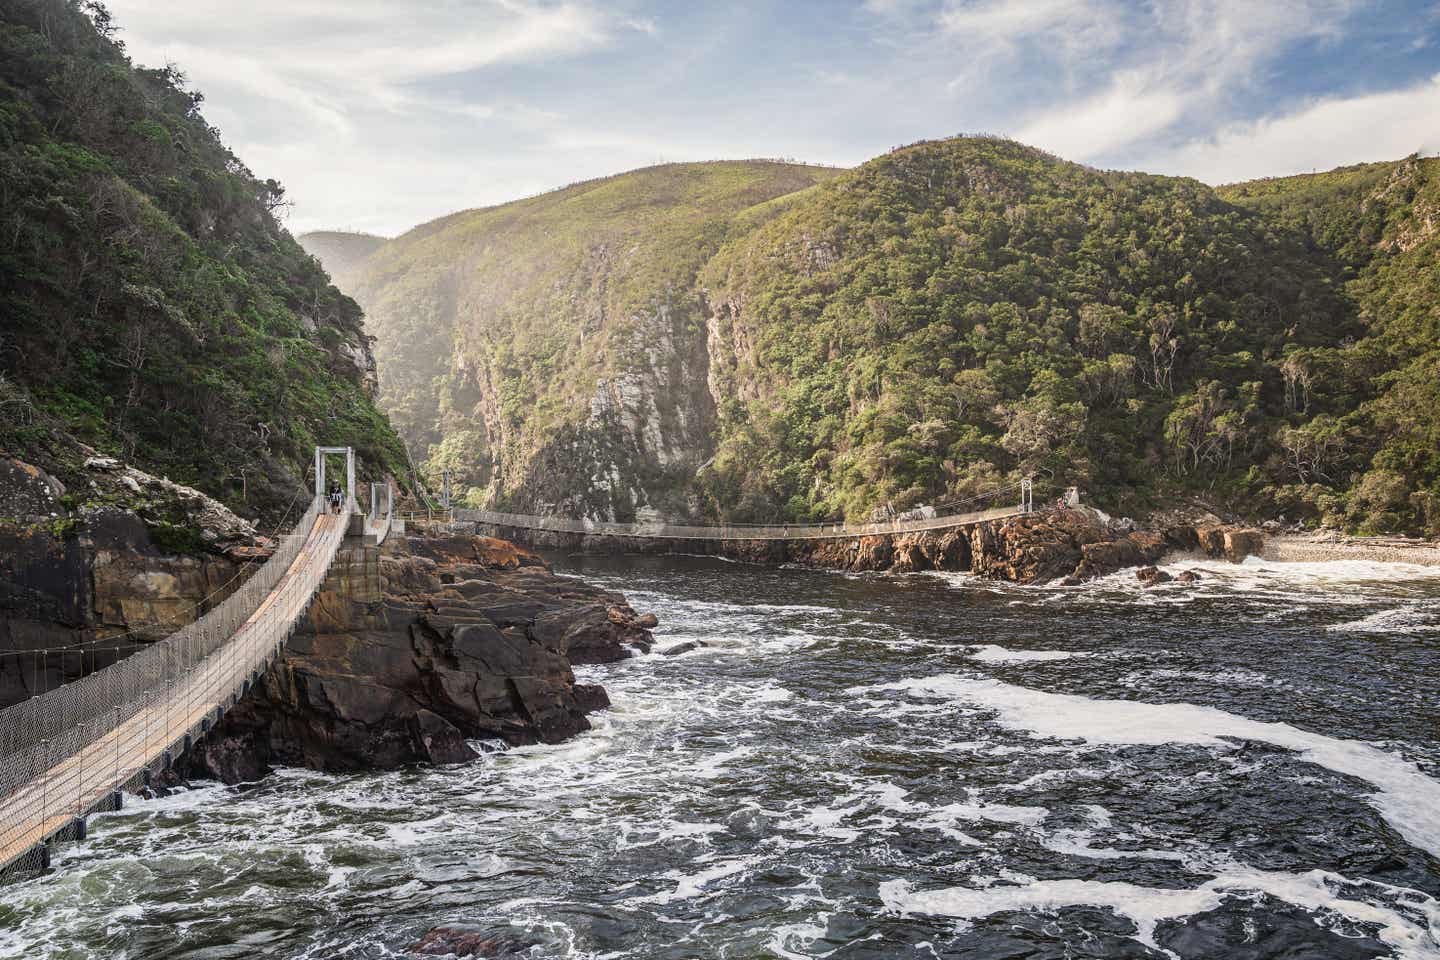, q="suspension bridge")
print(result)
[0,447,390,879]
[442,477,1046,542]
[0,464,1045,880]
